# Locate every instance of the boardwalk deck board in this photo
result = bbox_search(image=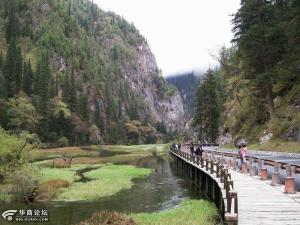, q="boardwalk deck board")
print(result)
[171,148,300,225]
[230,170,300,225]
